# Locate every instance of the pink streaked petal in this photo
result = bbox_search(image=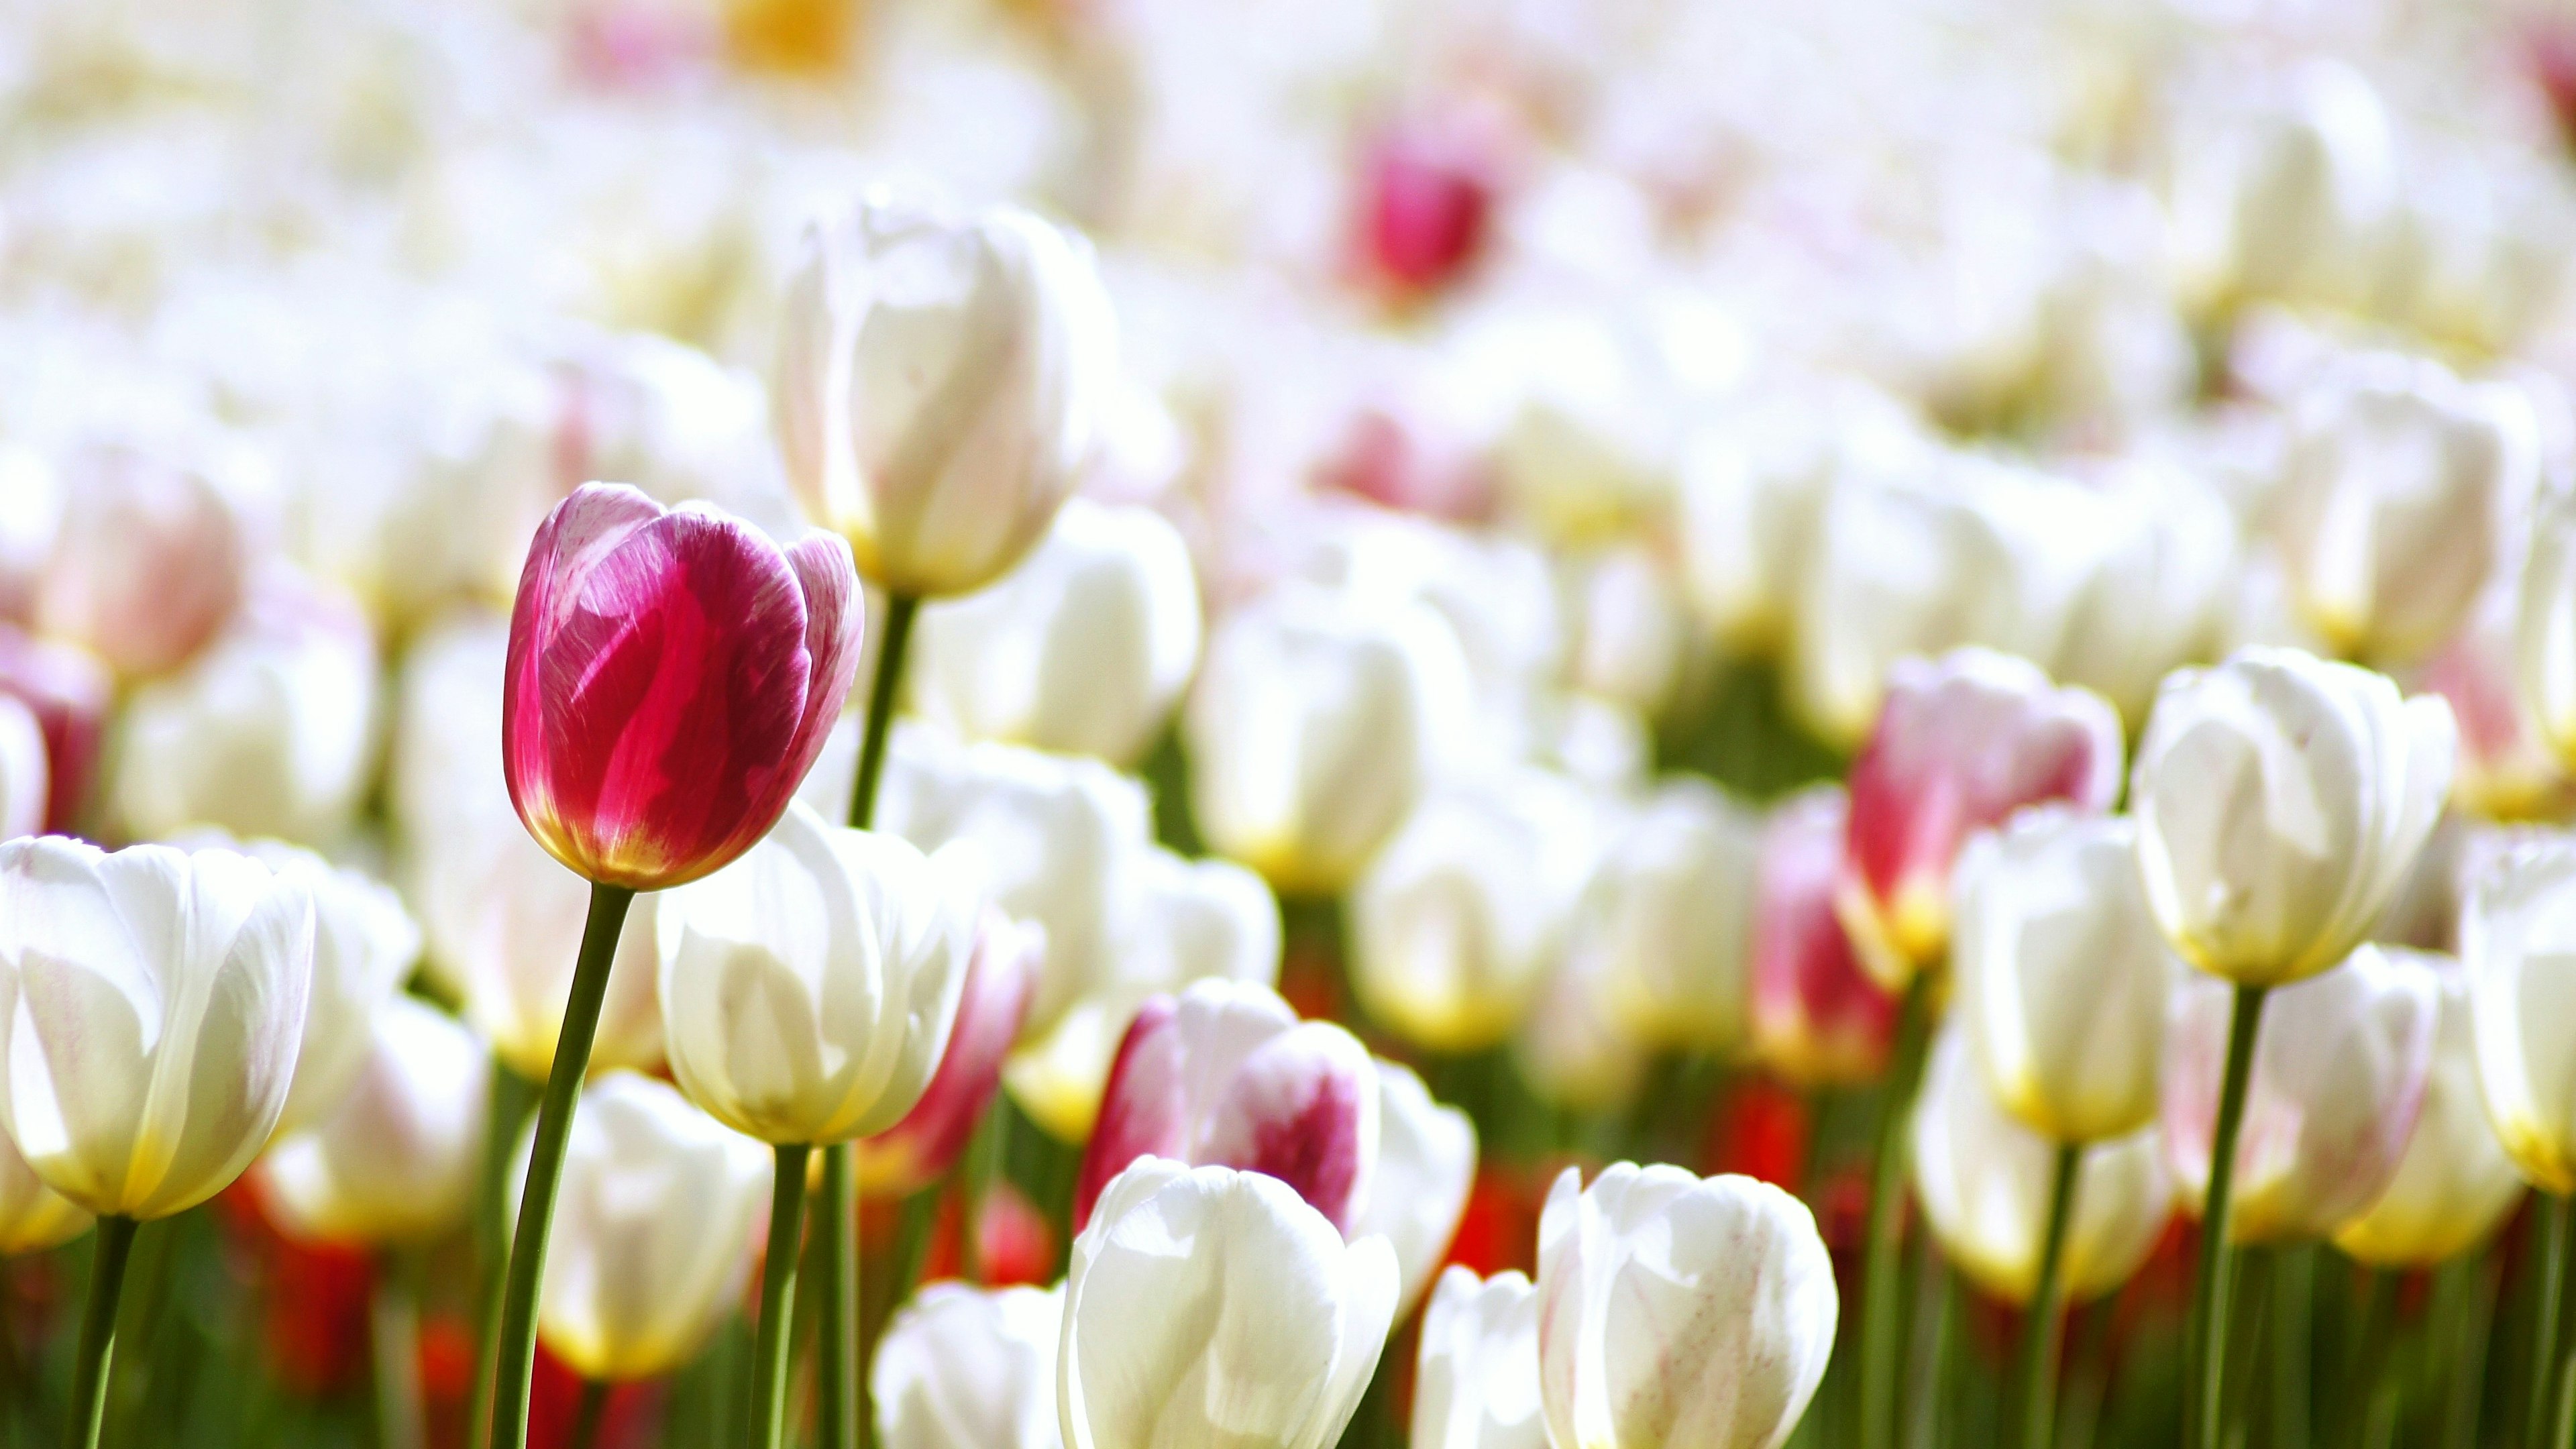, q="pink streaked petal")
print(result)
[781,531,865,782]
[0,625,111,833]
[518,483,665,649]
[865,913,1037,1196]
[1199,1022,1375,1233]
[1073,996,1188,1232]
[1754,788,1897,1083]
